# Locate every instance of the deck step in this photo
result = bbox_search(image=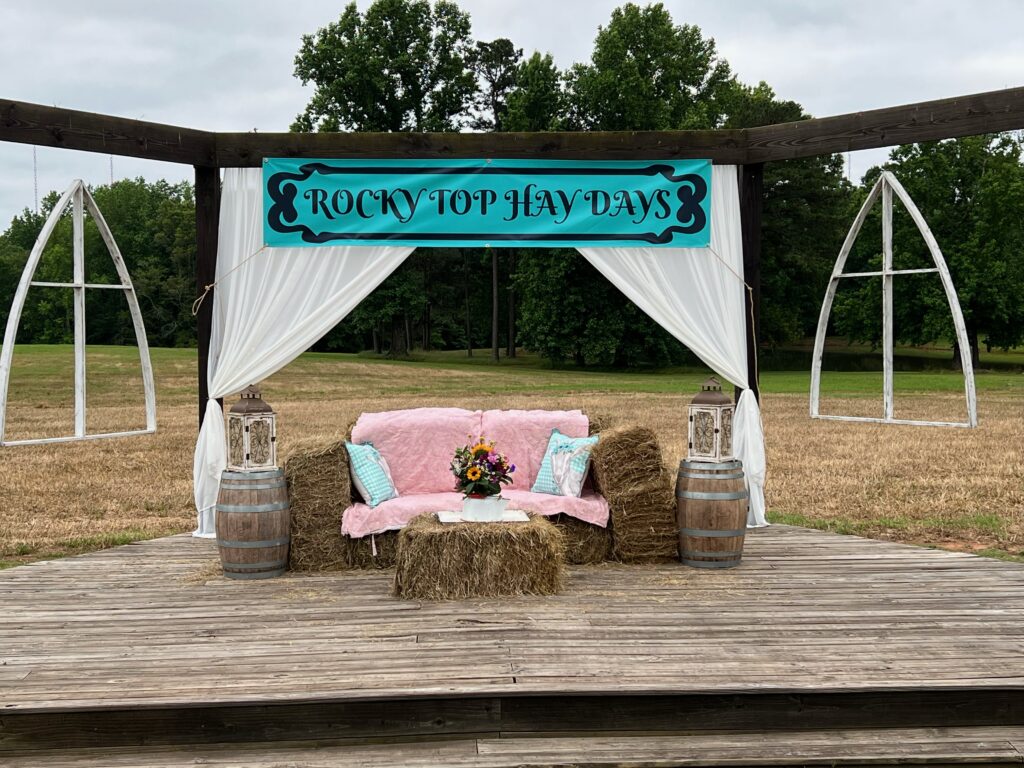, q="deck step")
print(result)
[5,727,1024,767]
